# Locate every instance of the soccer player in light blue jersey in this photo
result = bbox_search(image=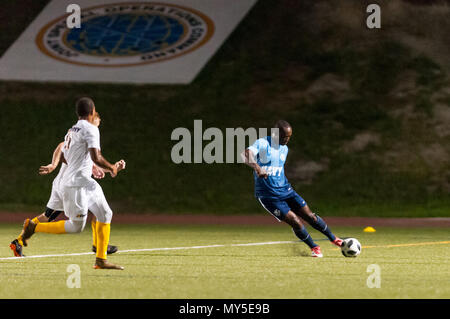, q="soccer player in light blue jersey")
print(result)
[243,120,343,257]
